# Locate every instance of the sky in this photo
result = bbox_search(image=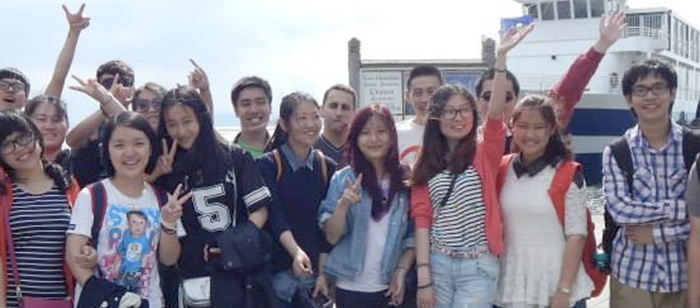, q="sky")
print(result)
[1,0,698,127]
